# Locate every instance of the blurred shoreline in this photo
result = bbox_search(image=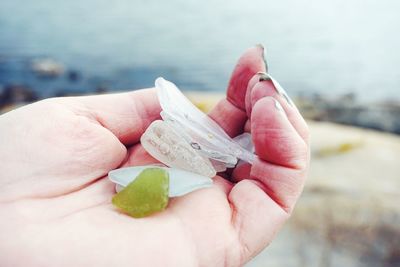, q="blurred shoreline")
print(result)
[1,54,400,135]
[296,94,400,135]
[188,91,400,135]
[3,79,399,135]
